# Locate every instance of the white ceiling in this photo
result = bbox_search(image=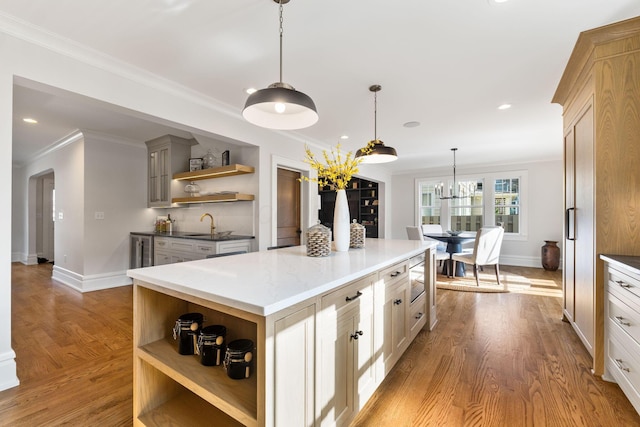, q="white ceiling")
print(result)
[5,0,640,171]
